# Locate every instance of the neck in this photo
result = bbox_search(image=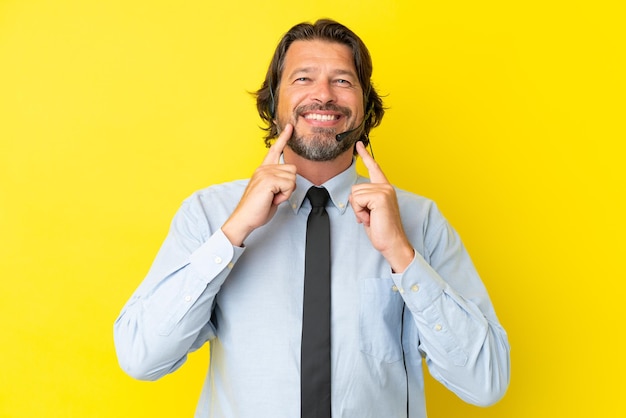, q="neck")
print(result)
[283,147,353,186]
